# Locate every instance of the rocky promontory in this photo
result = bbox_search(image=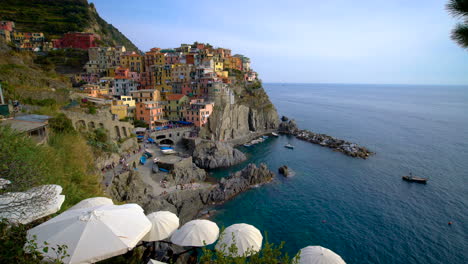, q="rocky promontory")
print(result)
[110,163,275,224]
[208,163,274,203]
[279,117,373,159]
[192,141,247,169]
